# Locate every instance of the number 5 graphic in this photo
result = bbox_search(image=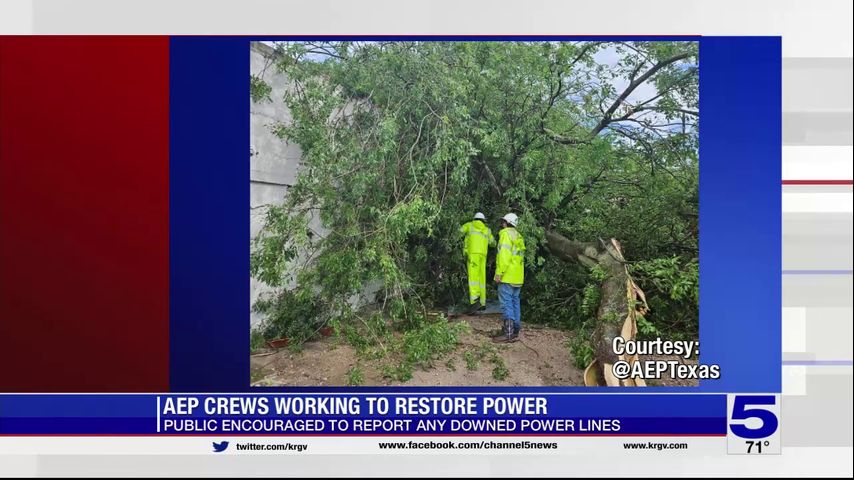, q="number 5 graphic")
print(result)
[729,395,779,439]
